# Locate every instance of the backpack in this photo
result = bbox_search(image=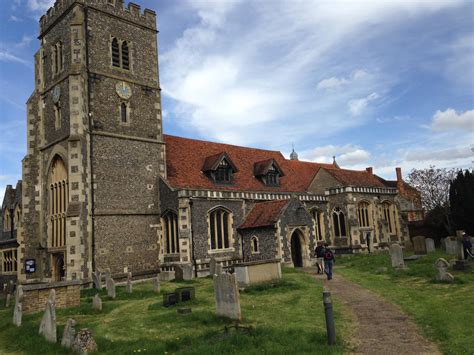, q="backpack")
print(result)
[324,249,333,260]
